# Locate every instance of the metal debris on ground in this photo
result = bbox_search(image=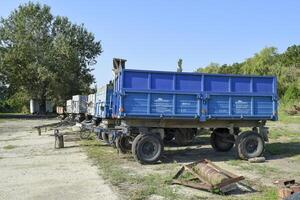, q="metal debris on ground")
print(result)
[274,179,300,200]
[34,119,75,135]
[285,105,300,116]
[248,156,266,163]
[172,159,244,193]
